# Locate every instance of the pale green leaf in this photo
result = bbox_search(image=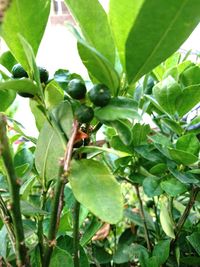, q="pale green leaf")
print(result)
[69,159,123,224]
